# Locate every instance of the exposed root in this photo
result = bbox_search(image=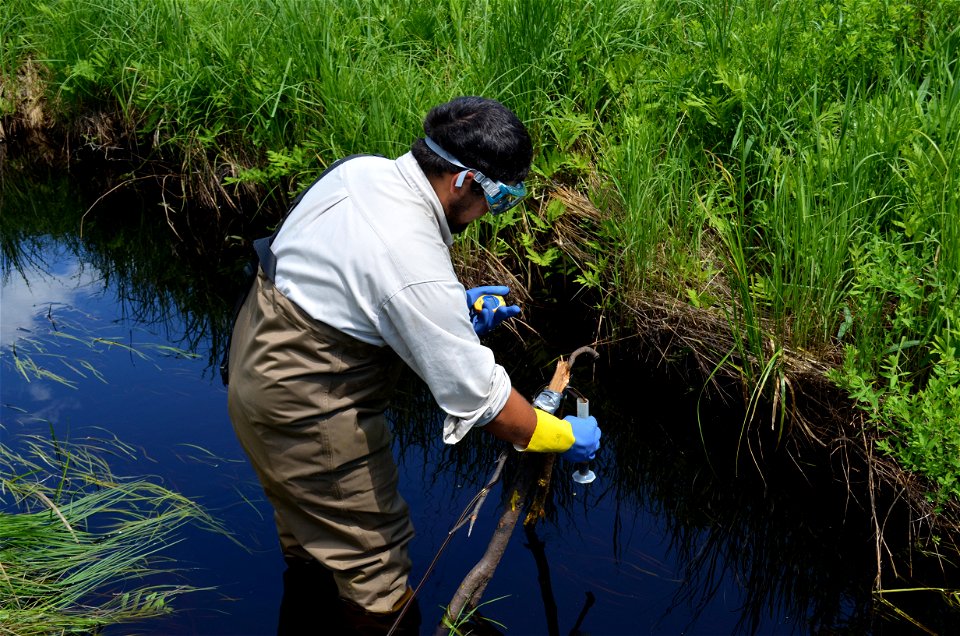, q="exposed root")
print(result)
[615,285,960,590]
